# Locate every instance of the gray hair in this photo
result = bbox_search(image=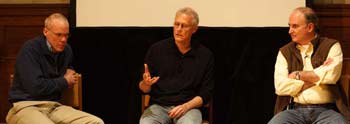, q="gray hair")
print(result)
[44,13,69,29]
[175,7,199,25]
[294,7,320,33]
